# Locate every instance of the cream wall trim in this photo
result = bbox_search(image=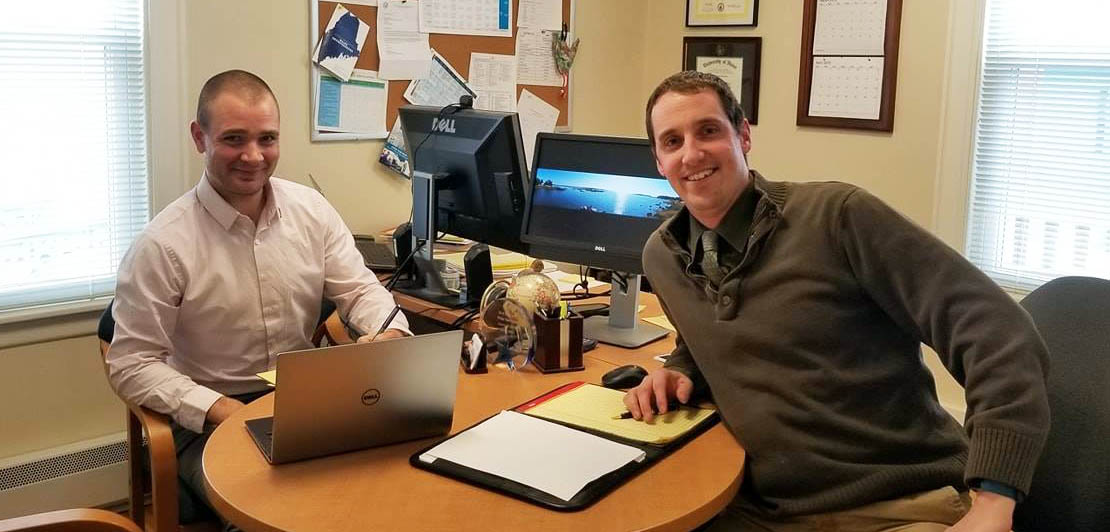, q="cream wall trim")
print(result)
[932,0,986,250]
[148,0,192,213]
